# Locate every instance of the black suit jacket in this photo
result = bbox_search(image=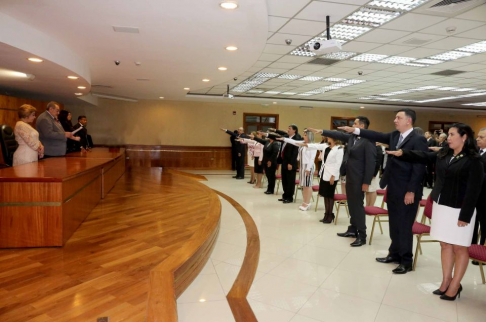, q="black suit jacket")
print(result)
[225,130,246,154]
[427,138,438,147]
[275,130,302,168]
[321,130,376,185]
[358,129,427,195]
[476,152,486,212]
[73,123,89,150]
[254,137,280,165]
[401,149,484,223]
